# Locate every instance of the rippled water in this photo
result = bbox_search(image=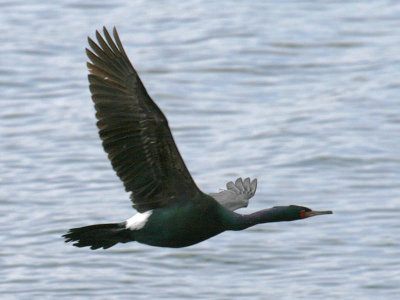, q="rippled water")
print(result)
[1,1,400,299]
